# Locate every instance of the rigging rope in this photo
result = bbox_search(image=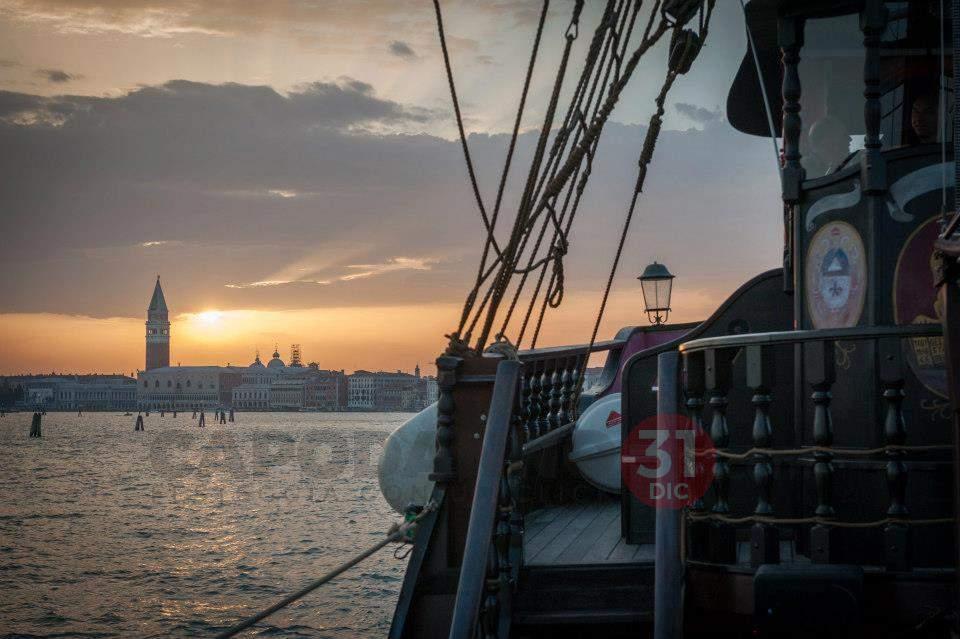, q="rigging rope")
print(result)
[432,0,503,263]
[457,0,551,336]
[213,503,436,639]
[440,0,716,363]
[569,1,716,405]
